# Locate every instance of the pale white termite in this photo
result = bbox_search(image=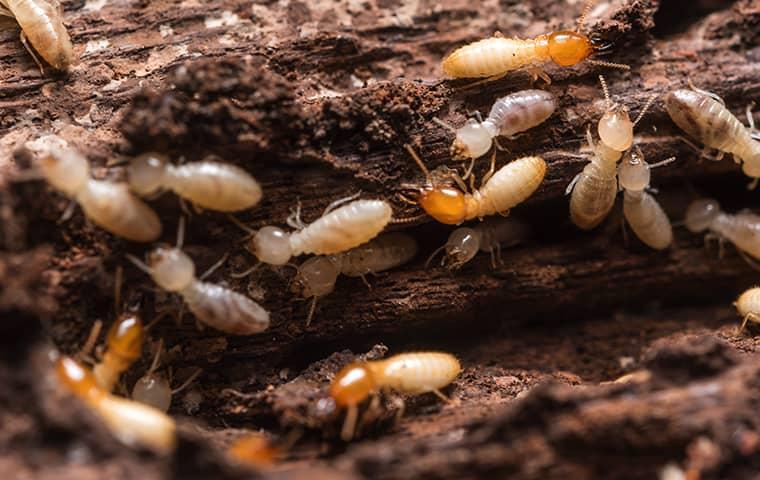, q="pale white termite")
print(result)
[239,197,393,268]
[684,198,760,265]
[127,153,263,212]
[665,88,760,185]
[735,286,760,333]
[618,149,675,250]
[441,0,628,83]
[291,232,418,324]
[567,76,654,230]
[30,138,162,242]
[426,217,530,269]
[330,352,461,441]
[57,355,176,455]
[406,146,546,225]
[437,90,558,160]
[0,0,74,71]
[131,341,202,412]
[127,218,270,335]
